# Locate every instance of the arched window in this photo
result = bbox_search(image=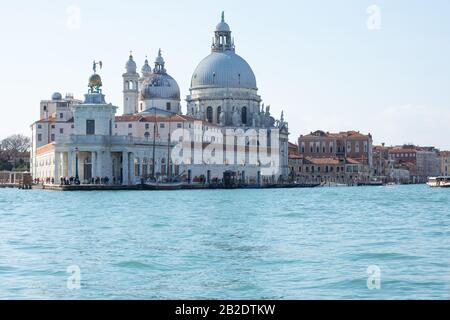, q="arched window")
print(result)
[241,106,247,125]
[206,107,213,123]
[217,106,221,123]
